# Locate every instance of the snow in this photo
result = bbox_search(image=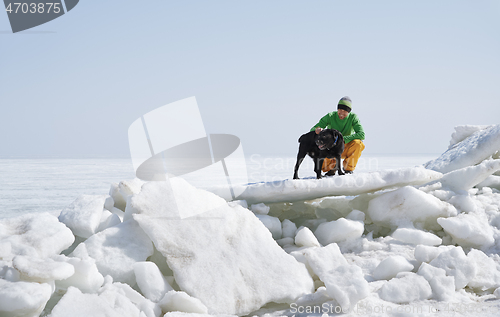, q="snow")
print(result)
[2,124,500,316]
